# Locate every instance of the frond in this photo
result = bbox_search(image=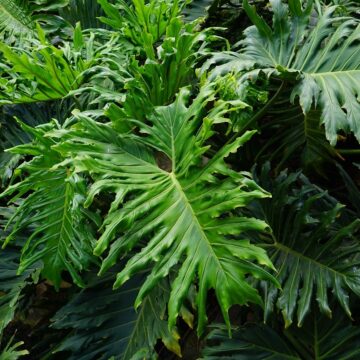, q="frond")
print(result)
[204,0,360,145]
[0,207,38,333]
[0,102,62,185]
[1,121,99,288]
[250,164,360,326]
[0,247,37,333]
[0,0,68,38]
[53,86,278,334]
[202,309,360,359]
